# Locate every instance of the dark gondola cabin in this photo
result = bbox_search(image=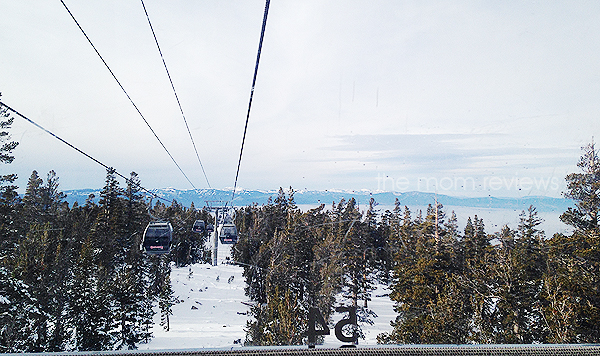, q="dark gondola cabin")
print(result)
[192,219,205,234]
[218,223,238,244]
[142,221,173,254]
